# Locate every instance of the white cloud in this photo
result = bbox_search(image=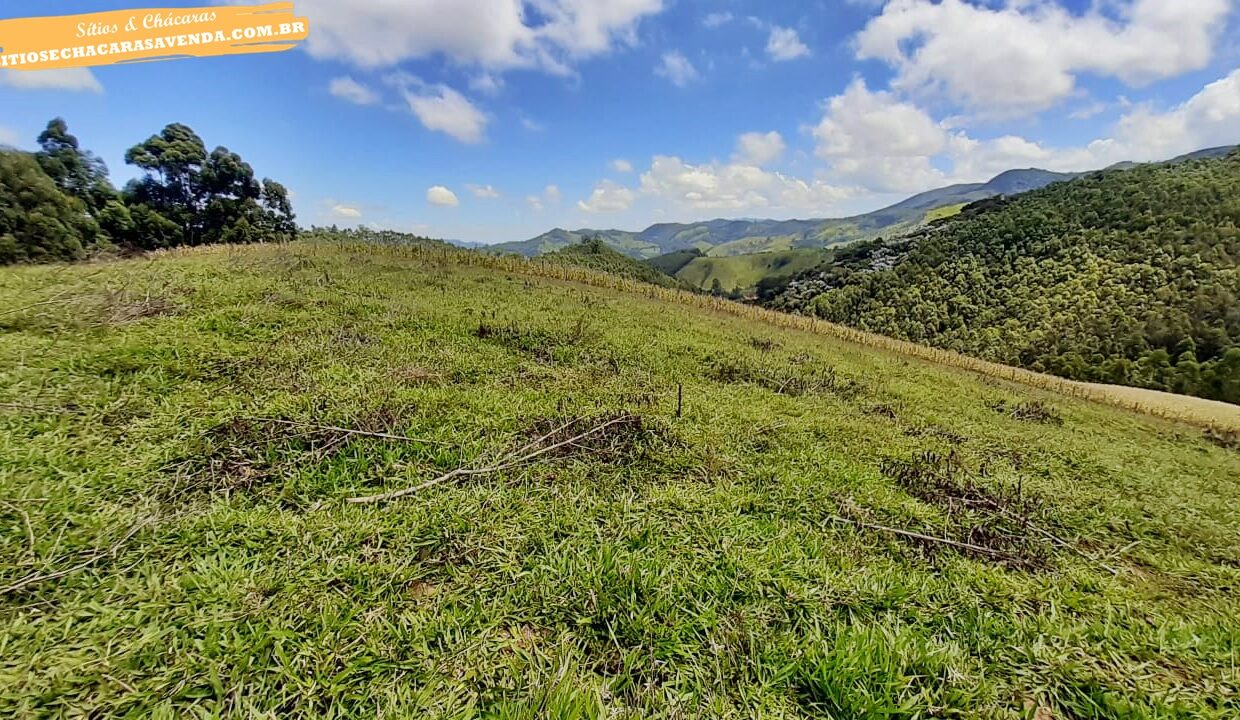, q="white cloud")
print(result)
[807,68,1240,195]
[655,51,698,87]
[1085,68,1240,164]
[639,155,855,214]
[279,0,663,74]
[578,180,636,213]
[528,184,561,211]
[331,204,363,219]
[703,12,733,28]
[328,76,379,105]
[611,159,634,173]
[466,184,502,199]
[520,115,545,132]
[733,131,786,167]
[0,126,20,147]
[0,68,102,93]
[399,84,488,143]
[766,27,810,61]
[813,78,950,192]
[855,0,1232,114]
[427,186,460,207]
